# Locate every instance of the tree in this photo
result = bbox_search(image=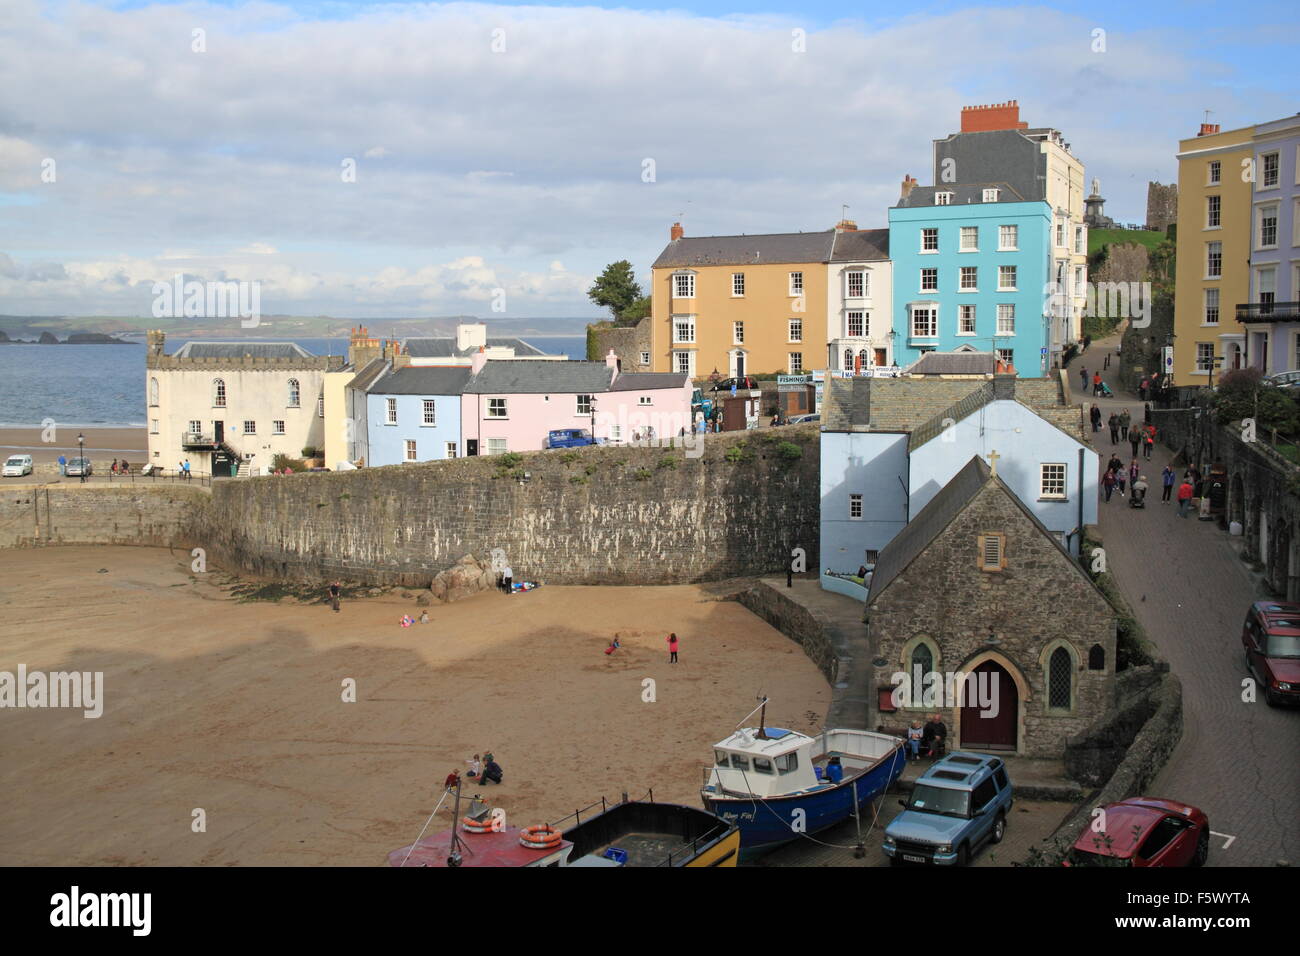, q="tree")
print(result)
[588,261,642,322]
[1213,368,1300,433]
[620,295,651,325]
